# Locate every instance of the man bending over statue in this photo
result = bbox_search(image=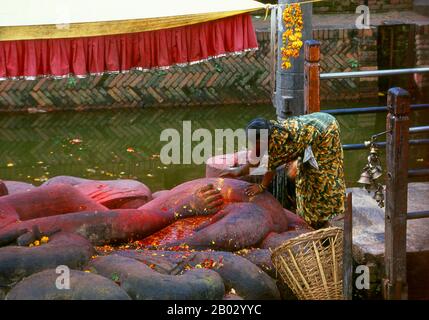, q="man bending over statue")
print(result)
[221,112,346,229]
